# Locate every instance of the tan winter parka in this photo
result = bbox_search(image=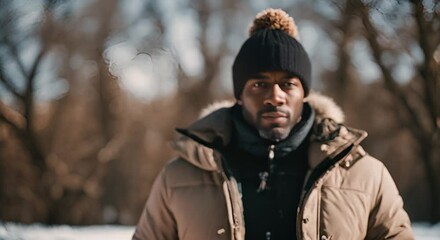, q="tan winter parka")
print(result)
[132,93,414,240]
